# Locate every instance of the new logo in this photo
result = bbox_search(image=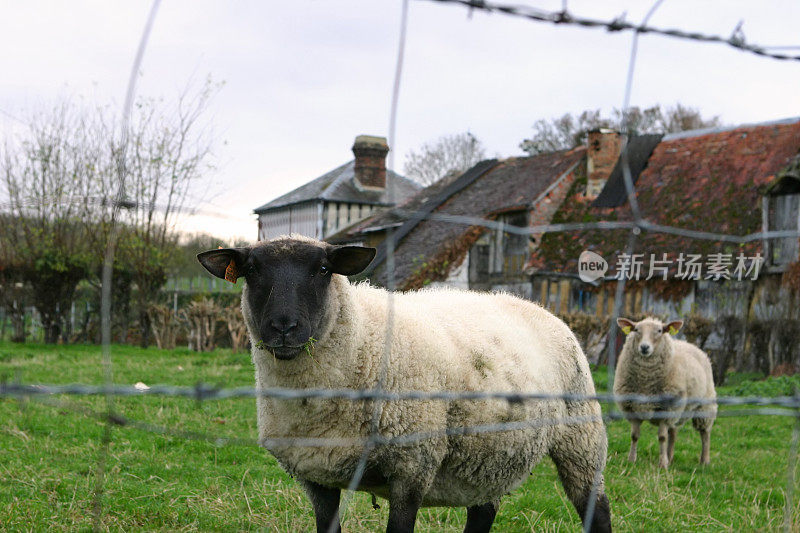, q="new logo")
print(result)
[578,250,608,283]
